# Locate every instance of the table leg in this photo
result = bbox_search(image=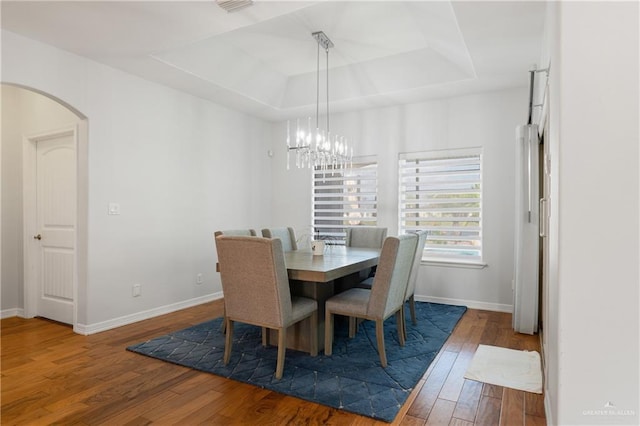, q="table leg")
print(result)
[269,280,334,353]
